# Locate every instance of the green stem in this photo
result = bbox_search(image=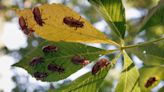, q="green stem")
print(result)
[122,38,164,49]
[100,48,120,55]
